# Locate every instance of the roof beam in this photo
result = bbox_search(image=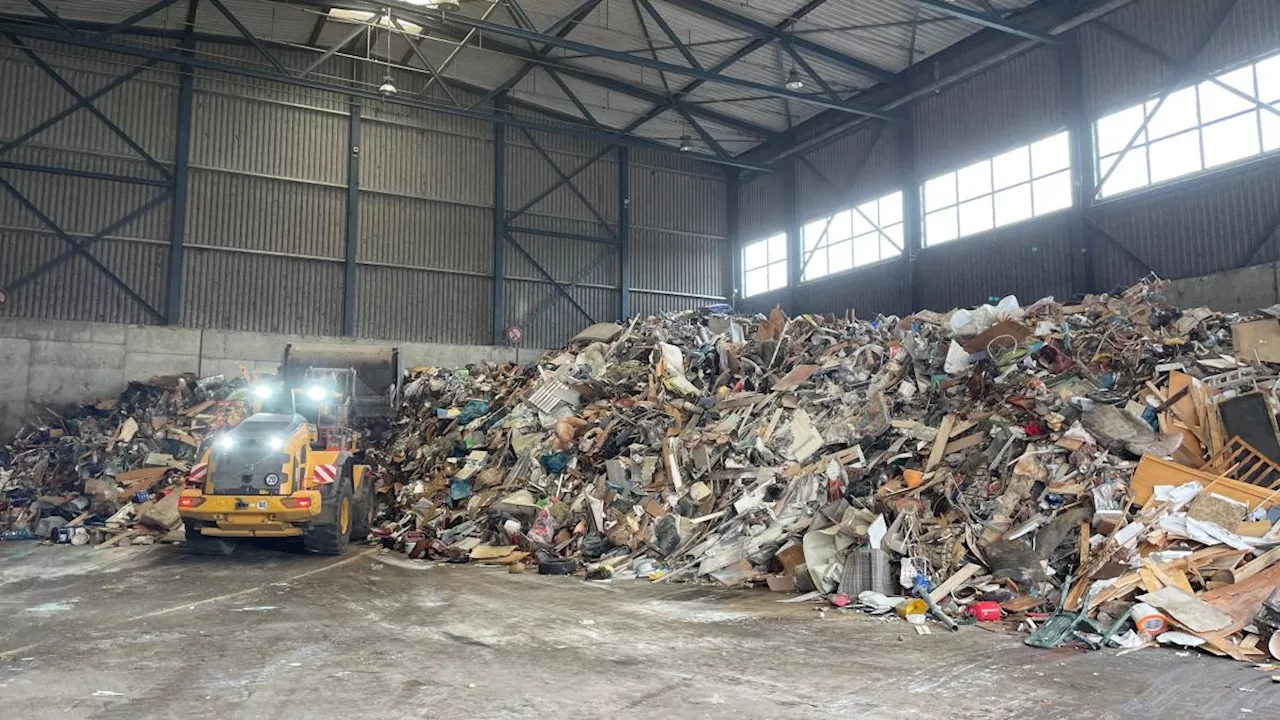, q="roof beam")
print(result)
[904,0,1058,44]
[0,17,774,172]
[481,0,605,102]
[617,0,841,140]
[657,0,896,83]
[406,14,777,137]
[314,0,889,119]
[412,8,891,118]
[745,0,1137,164]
